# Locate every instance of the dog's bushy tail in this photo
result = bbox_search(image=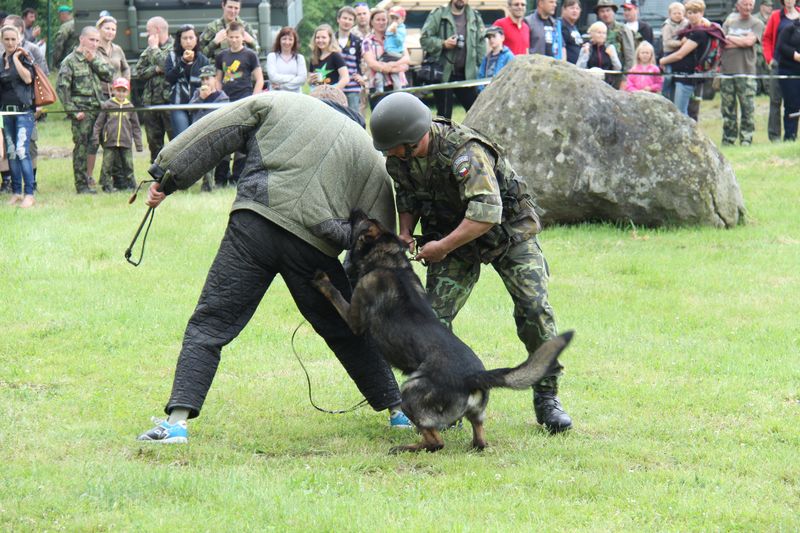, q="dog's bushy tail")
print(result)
[465,331,573,391]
